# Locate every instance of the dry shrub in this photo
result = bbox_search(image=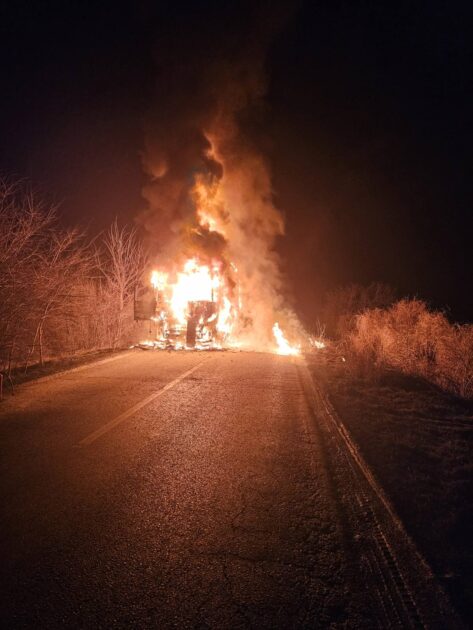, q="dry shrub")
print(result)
[349,299,473,399]
[436,324,473,399]
[323,282,396,338]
